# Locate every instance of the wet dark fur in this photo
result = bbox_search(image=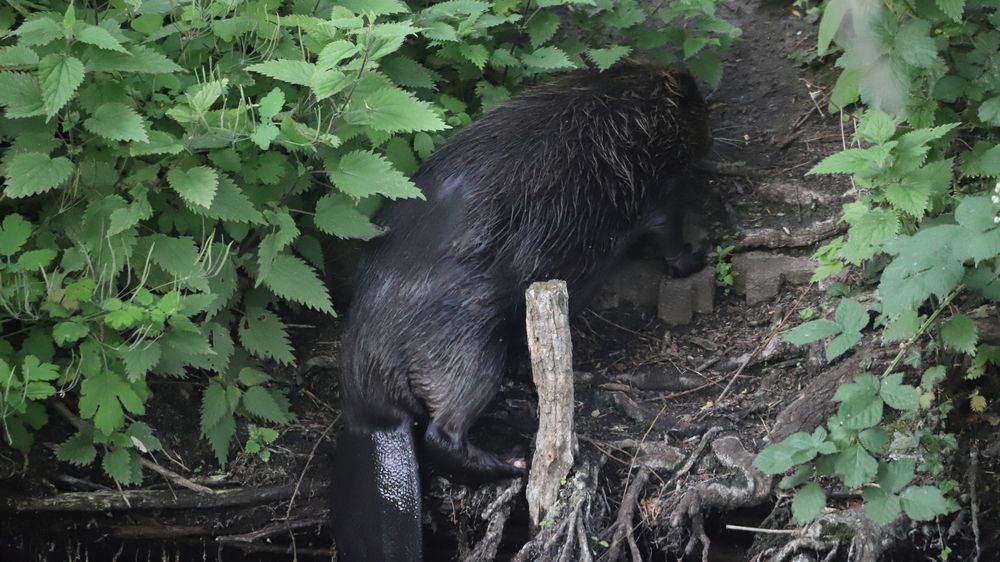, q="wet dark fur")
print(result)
[332,61,710,561]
